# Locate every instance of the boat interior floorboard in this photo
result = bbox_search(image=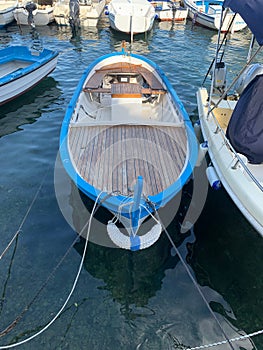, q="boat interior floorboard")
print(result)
[68,124,187,196]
